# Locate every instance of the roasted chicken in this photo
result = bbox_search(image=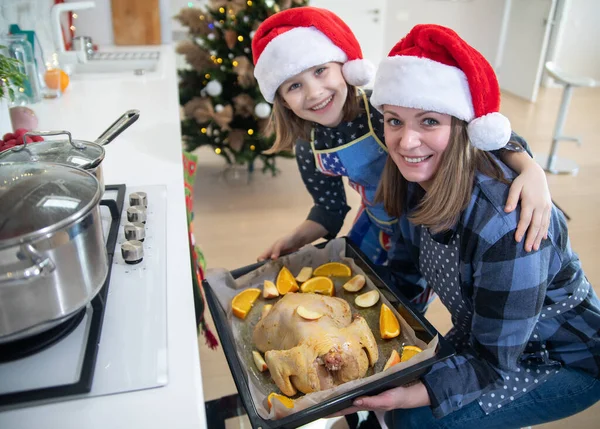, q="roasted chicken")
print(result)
[253,293,379,396]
